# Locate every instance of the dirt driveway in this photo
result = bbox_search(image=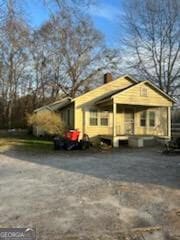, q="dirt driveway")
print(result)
[0,148,179,239]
